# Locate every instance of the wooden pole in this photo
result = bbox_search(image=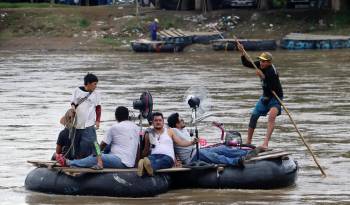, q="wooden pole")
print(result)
[271,91,327,177]
[136,0,139,17]
[176,0,181,10]
[236,39,327,177]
